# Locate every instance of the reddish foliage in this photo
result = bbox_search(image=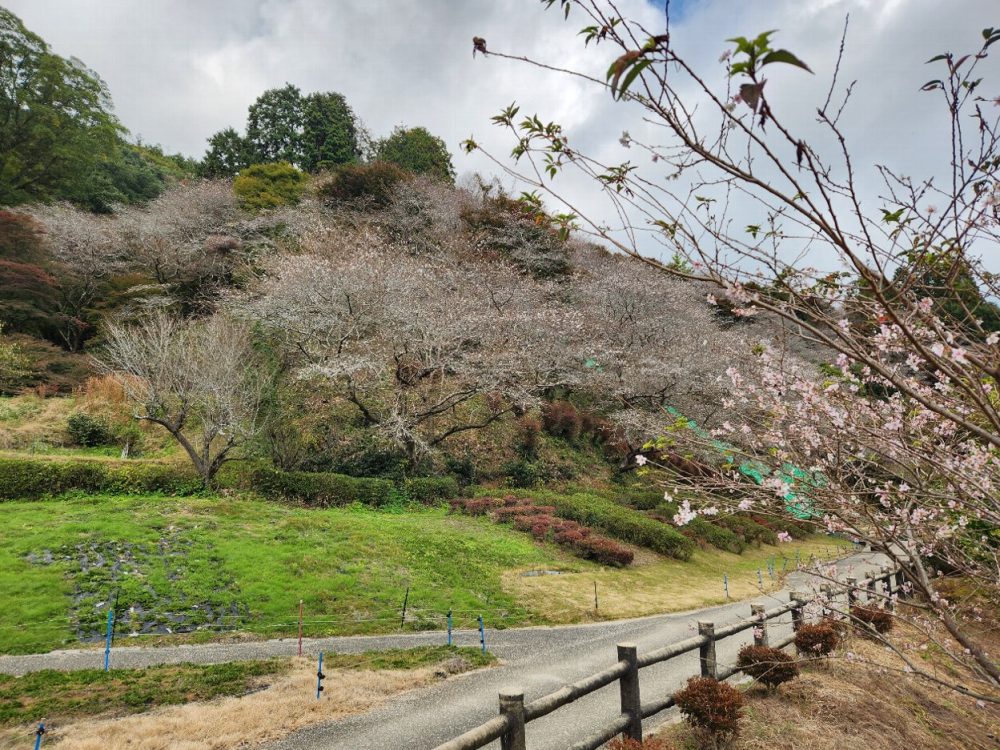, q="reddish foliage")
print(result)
[794,622,840,657]
[737,645,799,690]
[851,605,894,634]
[674,676,744,740]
